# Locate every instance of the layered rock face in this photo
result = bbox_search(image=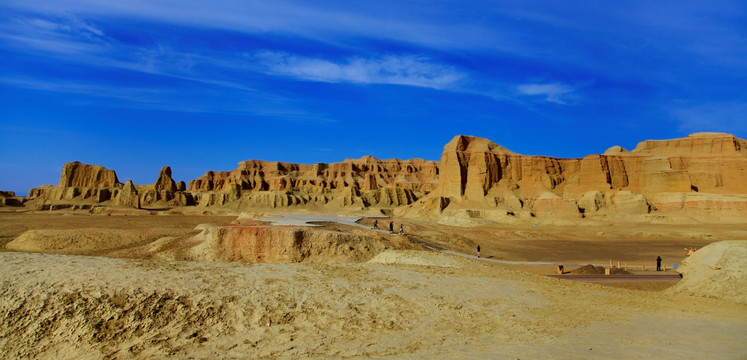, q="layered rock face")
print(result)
[437,135,572,199]
[22,133,747,222]
[188,156,438,207]
[27,162,192,209]
[58,161,119,188]
[27,162,121,204]
[406,132,747,222]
